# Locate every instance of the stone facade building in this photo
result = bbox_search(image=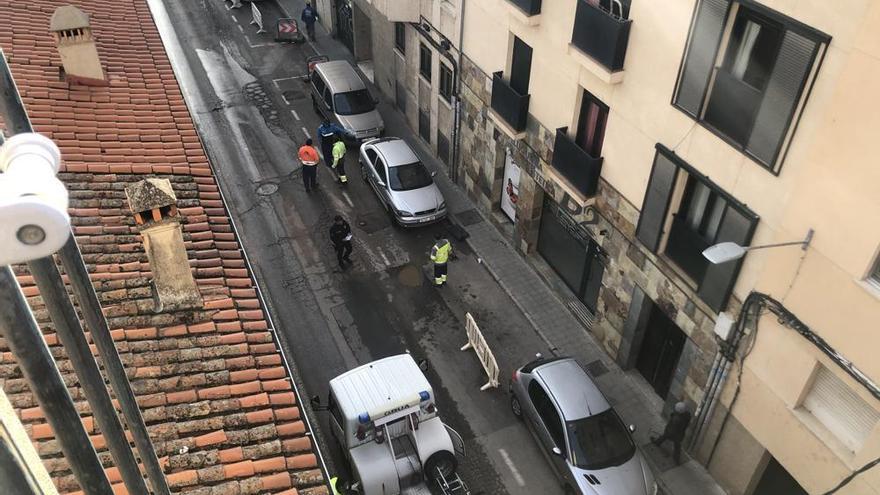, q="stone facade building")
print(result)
[422,0,880,493]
